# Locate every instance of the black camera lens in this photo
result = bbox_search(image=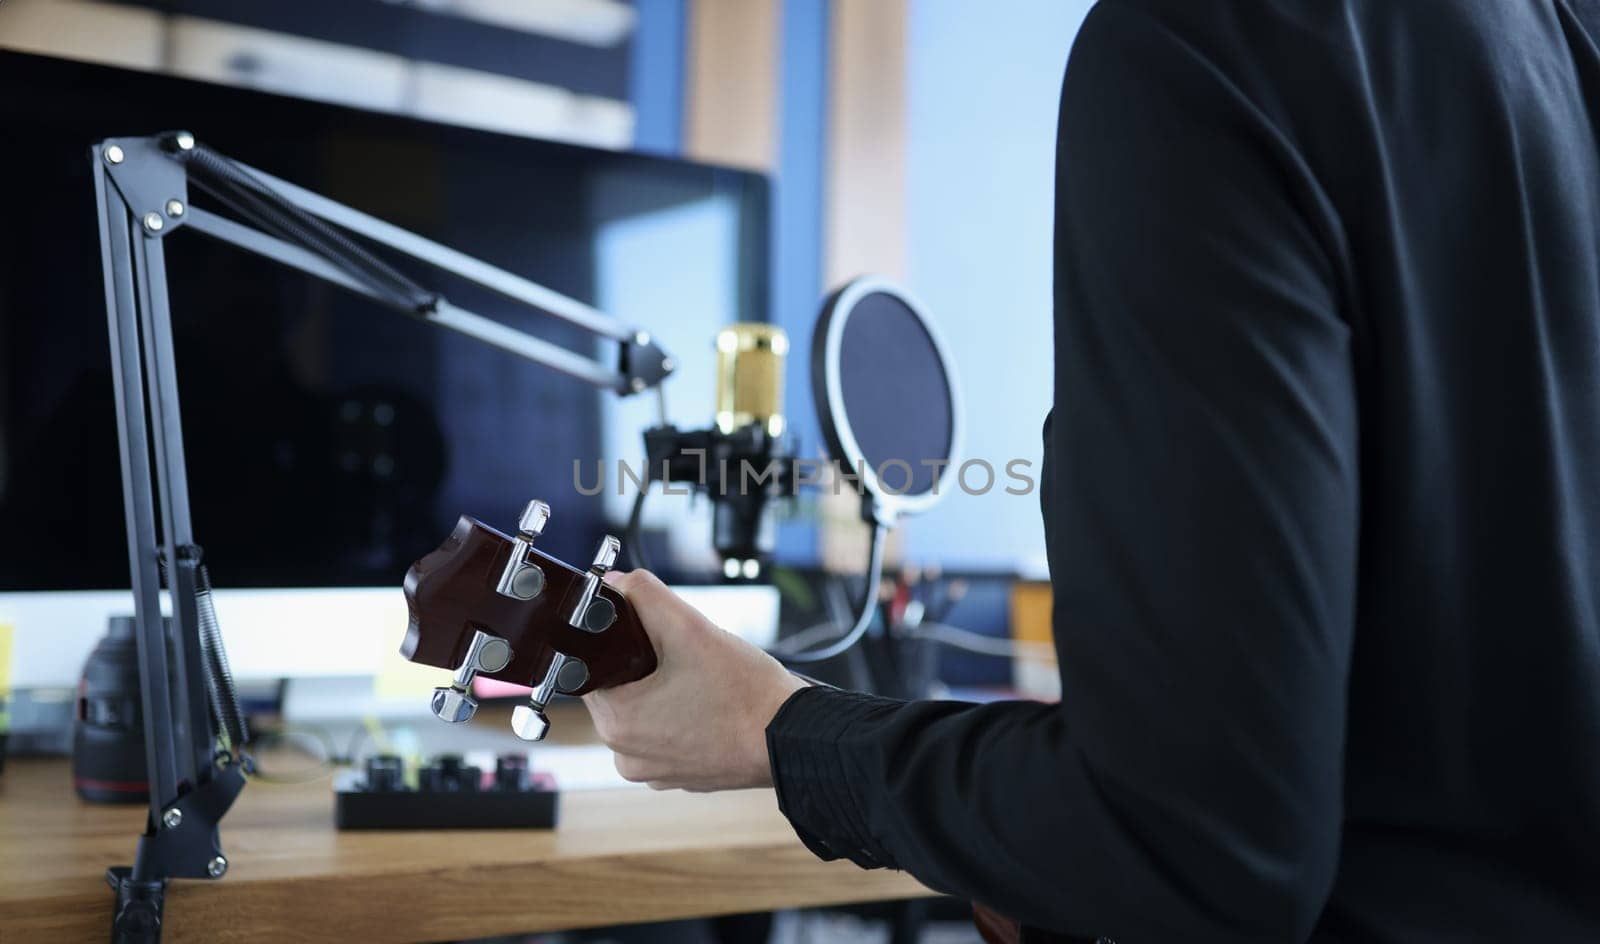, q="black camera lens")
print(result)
[73,616,155,804]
